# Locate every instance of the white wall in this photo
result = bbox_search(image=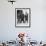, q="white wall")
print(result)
[0,0,46,42]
